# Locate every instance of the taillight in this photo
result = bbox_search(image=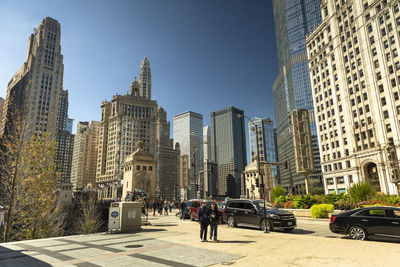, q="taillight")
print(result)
[330,215,337,224]
[223,209,225,213]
